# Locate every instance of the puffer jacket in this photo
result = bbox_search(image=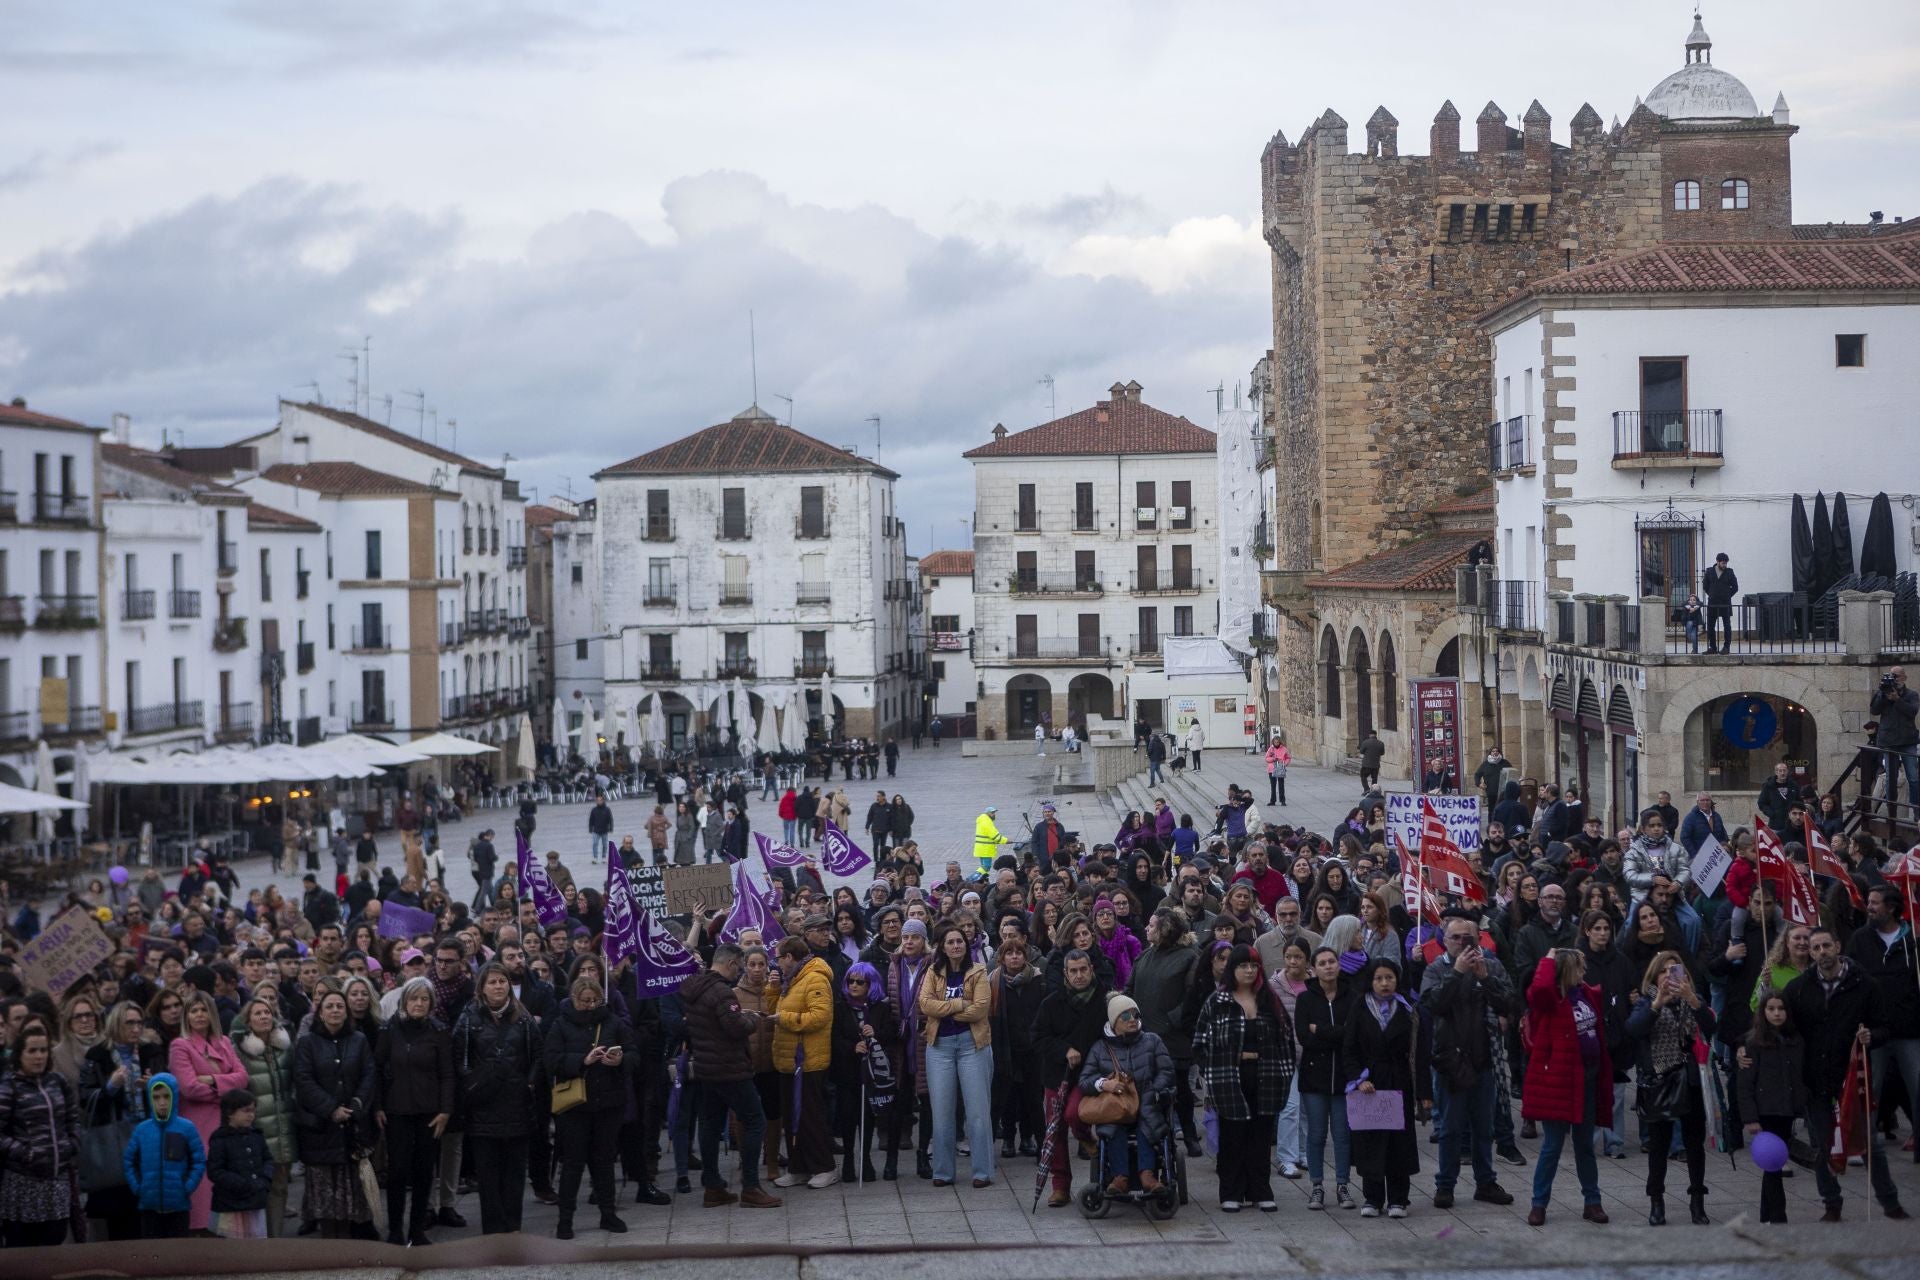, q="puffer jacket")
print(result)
[230,1026,297,1165]
[121,1072,203,1212]
[0,1064,80,1179]
[543,1003,635,1112]
[1078,1029,1176,1140]
[205,1123,272,1212]
[681,969,761,1084]
[988,967,1046,1081]
[1520,957,1612,1124]
[773,957,835,1072]
[1623,832,1688,894]
[453,1000,539,1138]
[291,1022,376,1166]
[375,1013,454,1117]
